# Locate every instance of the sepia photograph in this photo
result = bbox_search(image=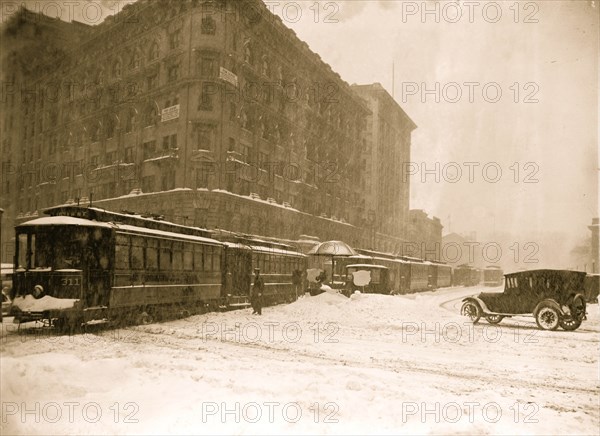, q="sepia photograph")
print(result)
[0,0,598,434]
